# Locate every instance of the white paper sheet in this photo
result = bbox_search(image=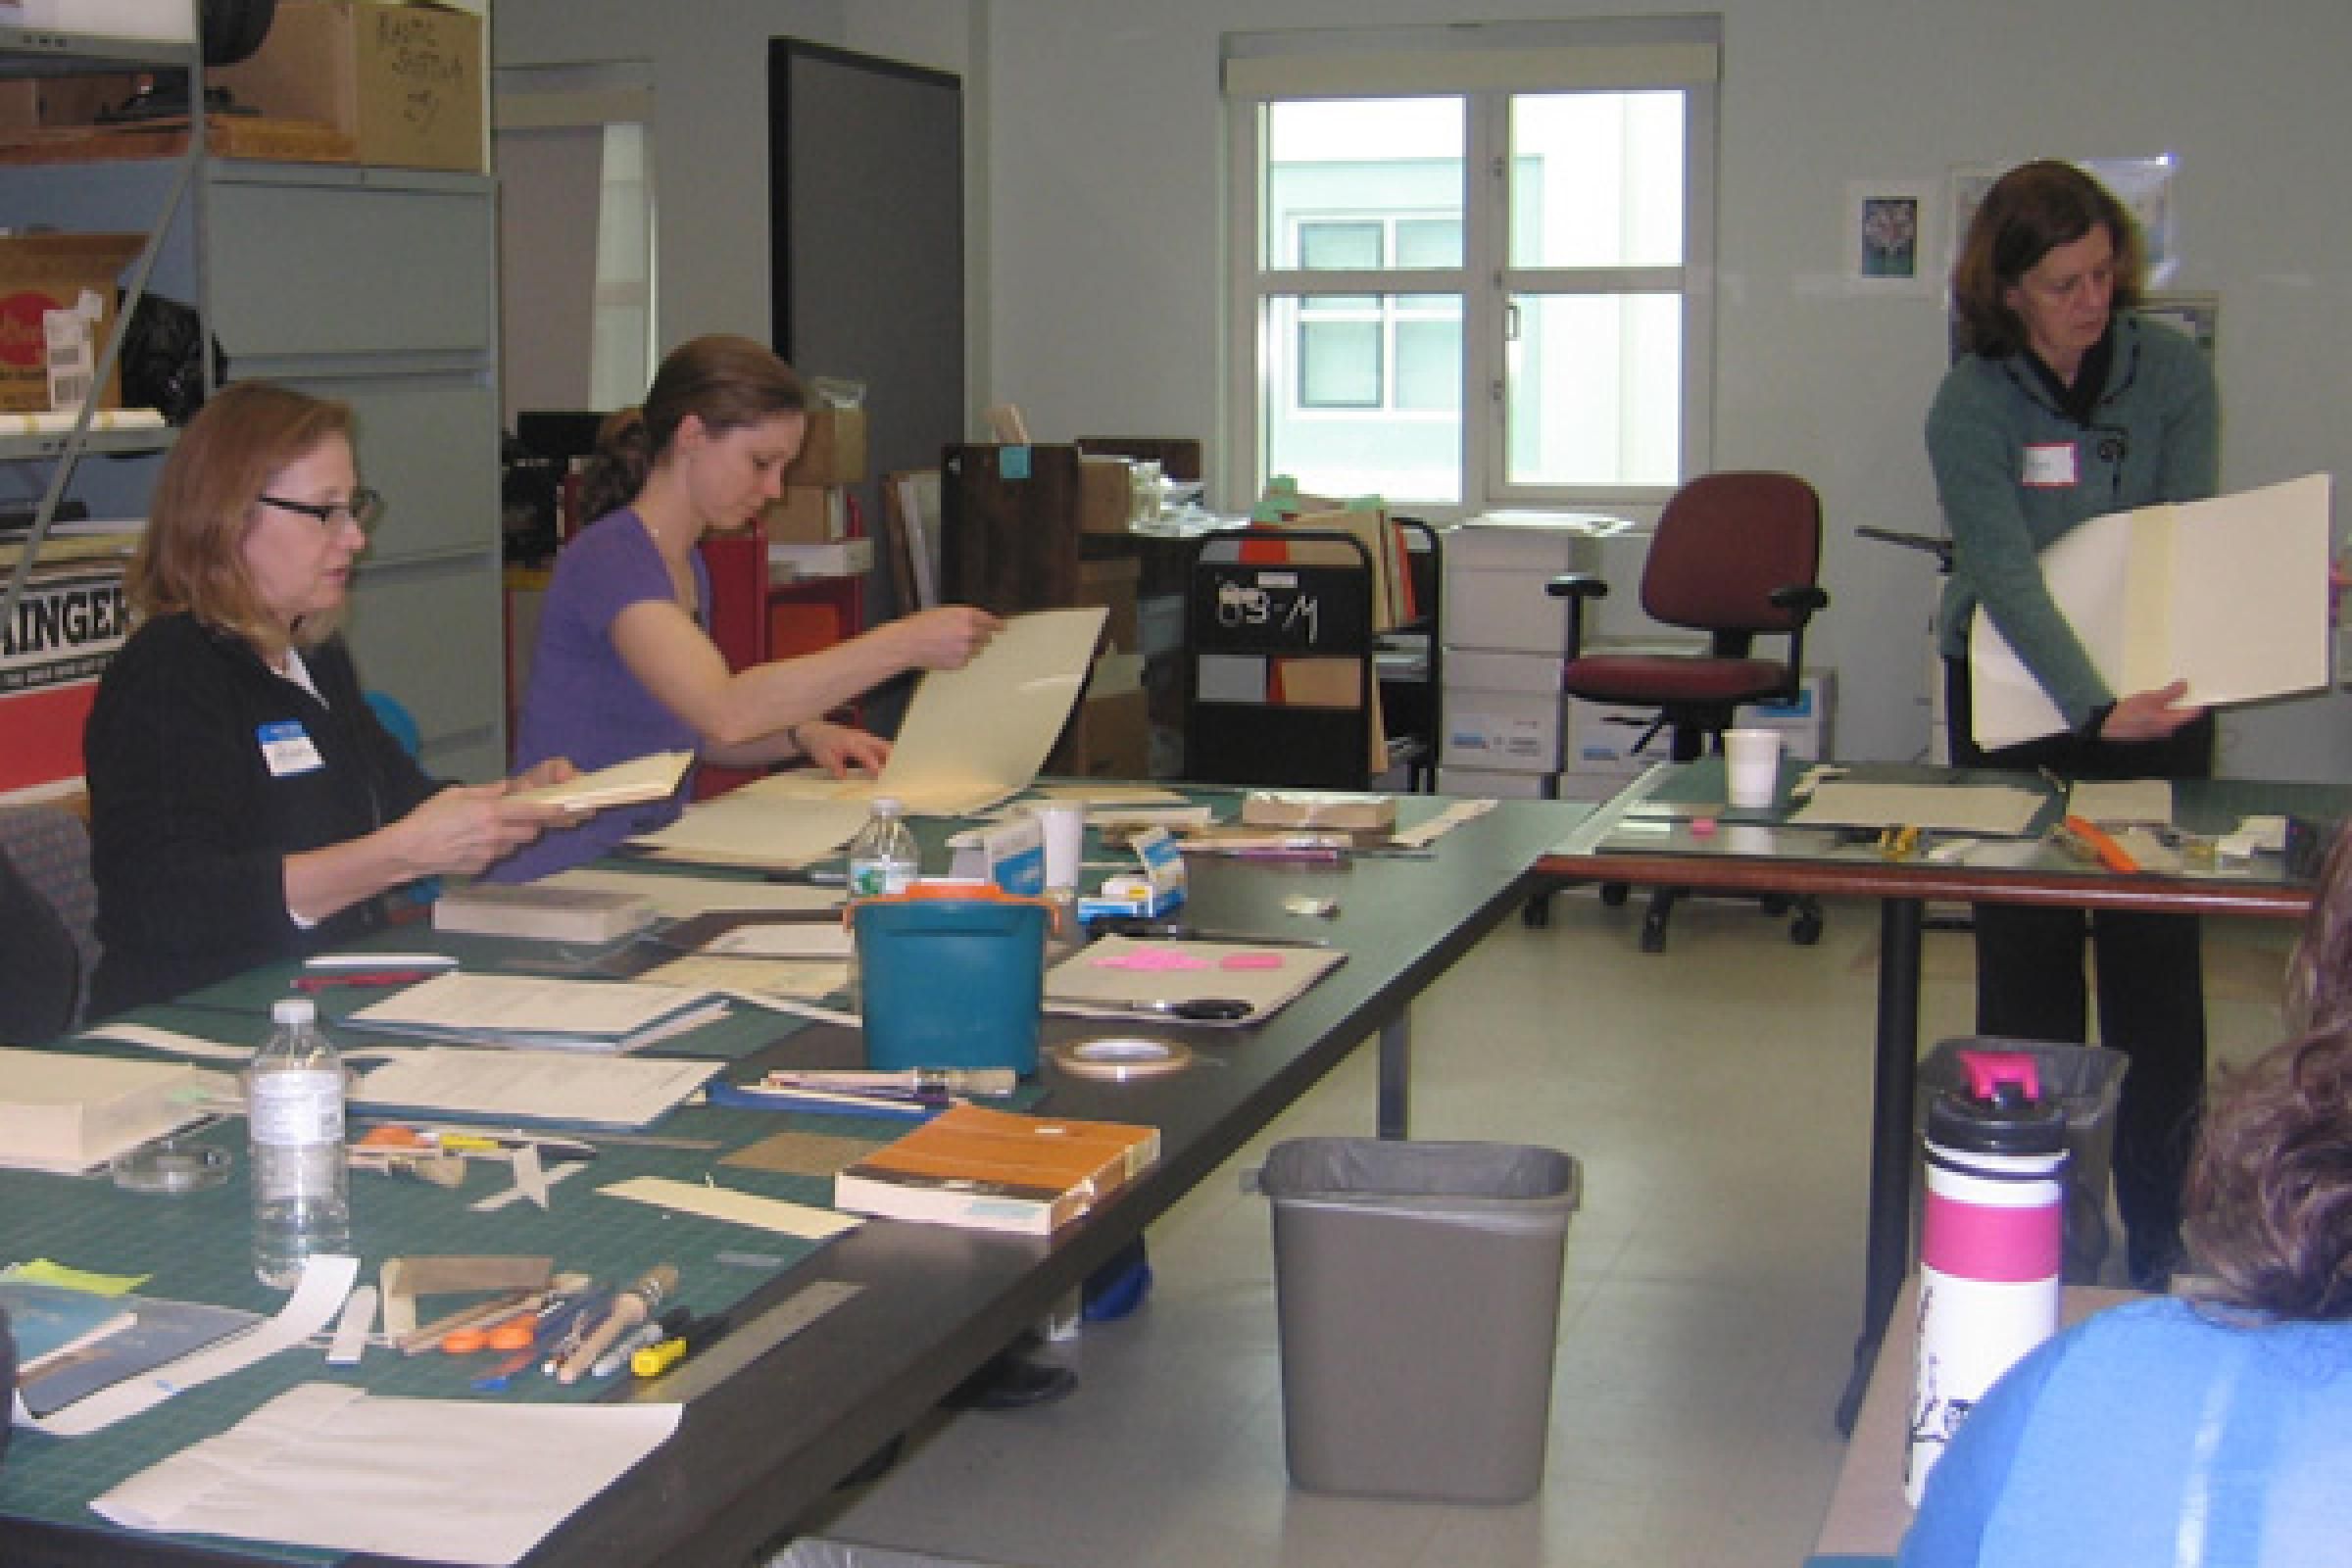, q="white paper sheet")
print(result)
[91,1382,681,1565]
[598,1175,864,1240]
